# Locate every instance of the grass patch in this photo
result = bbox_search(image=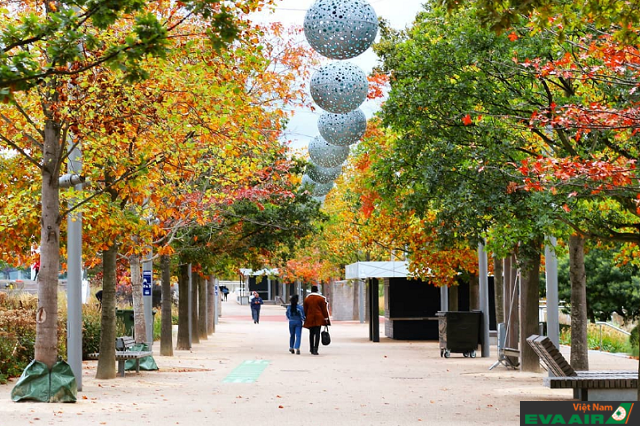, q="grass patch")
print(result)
[559,322,632,354]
